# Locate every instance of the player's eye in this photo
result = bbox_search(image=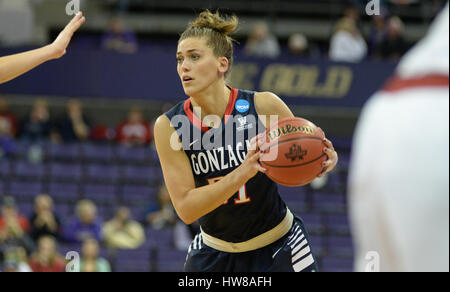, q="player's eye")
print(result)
[176,57,184,64]
[191,54,200,61]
